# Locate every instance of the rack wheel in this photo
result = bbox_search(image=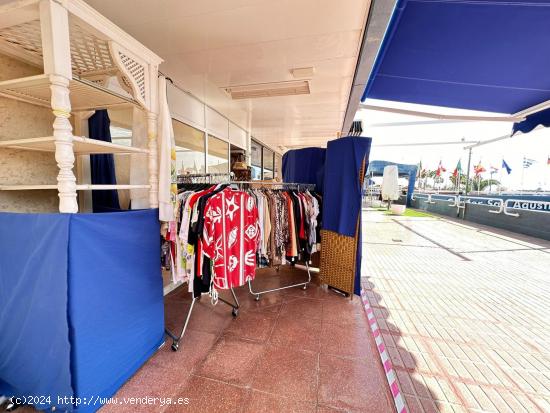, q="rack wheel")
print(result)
[6,402,19,412]
[255,294,260,301]
[171,343,179,352]
[232,308,239,317]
